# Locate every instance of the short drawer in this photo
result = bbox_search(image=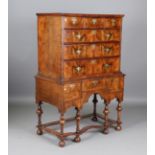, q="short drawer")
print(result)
[63,17,85,28]
[82,76,122,92]
[63,29,121,43]
[63,44,100,60]
[63,58,120,80]
[104,17,122,28]
[63,30,102,43]
[103,30,121,41]
[63,83,81,101]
